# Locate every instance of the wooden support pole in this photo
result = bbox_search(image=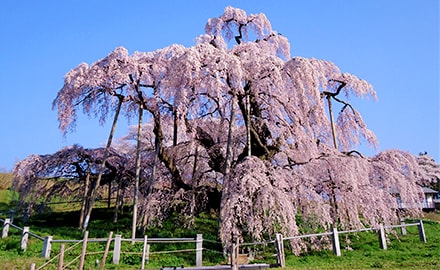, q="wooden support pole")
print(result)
[332,228,341,256]
[327,96,339,149]
[100,231,113,270]
[21,226,29,251]
[113,234,122,265]
[418,220,427,243]
[78,231,89,270]
[2,218,10,238]
[42,236,53,258]
[275,233,286,267]
[58,244,65,270]
[378,224,387,250]
[196,234,203,267]
[141,235,148,270]
[231,239,239,270]
[400,219,407,236]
